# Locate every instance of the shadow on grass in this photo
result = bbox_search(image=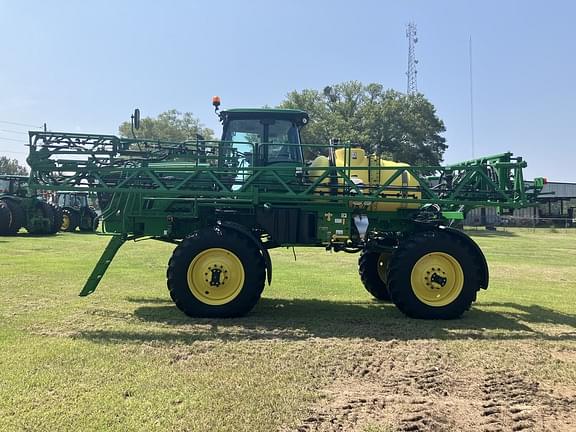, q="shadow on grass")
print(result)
[1,232,63,239]
[481,302,576,328]
[75,297,576,345]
